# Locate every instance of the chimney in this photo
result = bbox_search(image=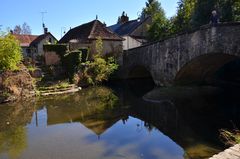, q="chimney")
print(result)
[44,27,48,34]
[118,11,129,24]
[103,22,107,27]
